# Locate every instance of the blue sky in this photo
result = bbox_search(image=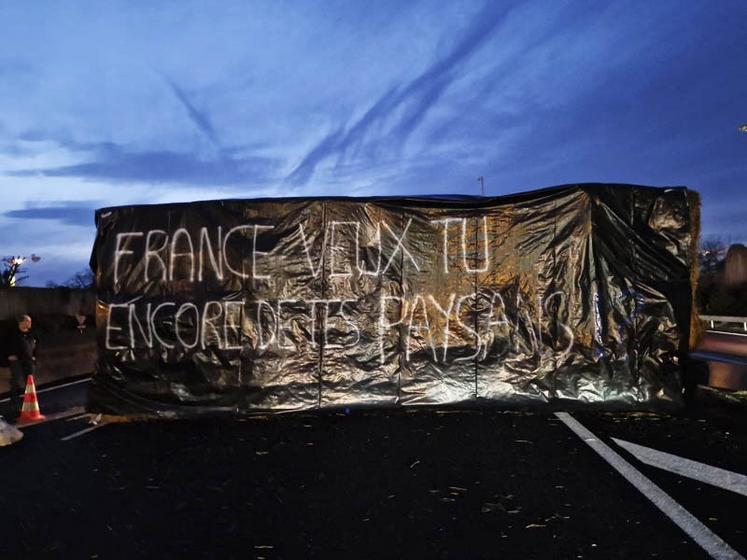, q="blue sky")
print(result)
[0,0,745,286]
